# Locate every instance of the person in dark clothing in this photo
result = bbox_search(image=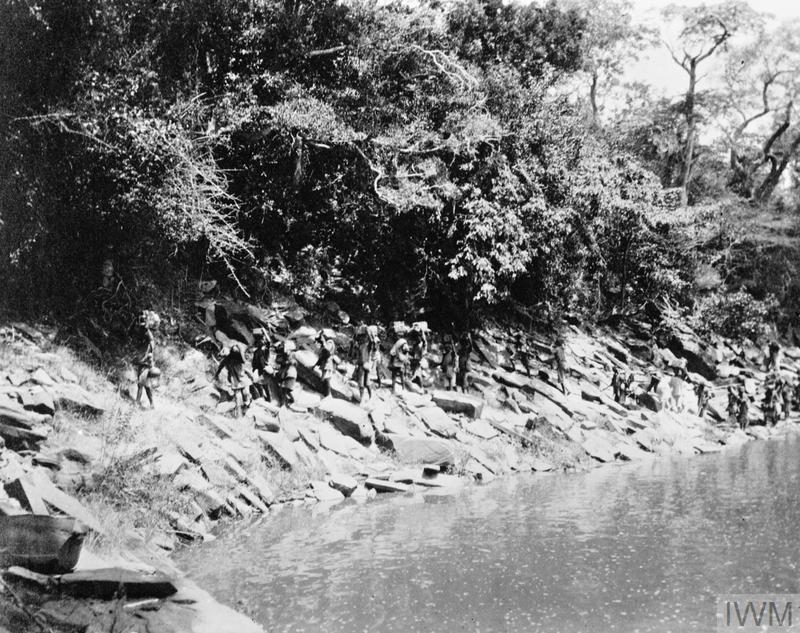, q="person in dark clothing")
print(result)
[611,367,622,403]
[767,341,782,371]
[407,323,428,388]
[694,383,709,418]
[726,386,739,425]
[314,331,336,398]
[276,340,297,406]
[440,334,458,389]
[215,344,252,416]
[737,391,750,430]
[456,332,473,393]
[781,377,793,419]
[356,328,377,403]
[389,338,410,392]
[251,329,273,401]
[553,335,568,395]
[509,331,532,377]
